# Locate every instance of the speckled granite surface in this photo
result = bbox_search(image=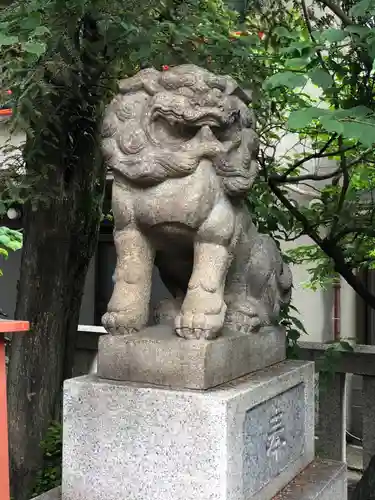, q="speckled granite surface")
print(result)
[32,460,347,500]
[62,360,314,500]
